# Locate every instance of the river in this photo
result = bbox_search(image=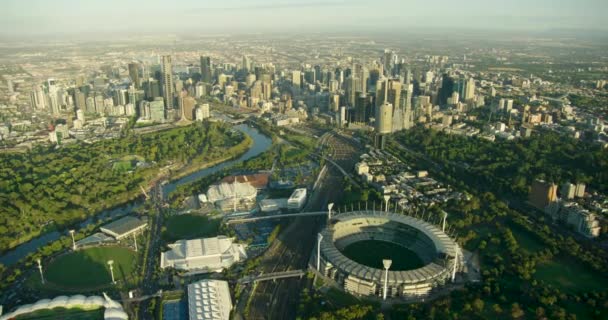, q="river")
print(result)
[0,123,272,267]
